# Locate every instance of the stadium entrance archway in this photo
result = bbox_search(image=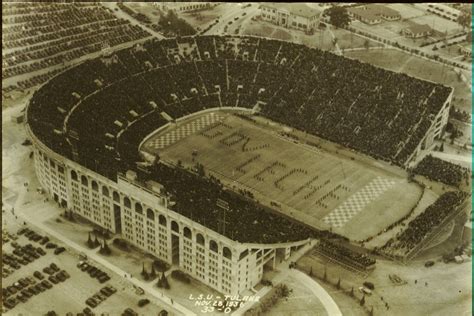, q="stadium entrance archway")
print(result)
[113,204,122,234]
[171,234,180,264]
